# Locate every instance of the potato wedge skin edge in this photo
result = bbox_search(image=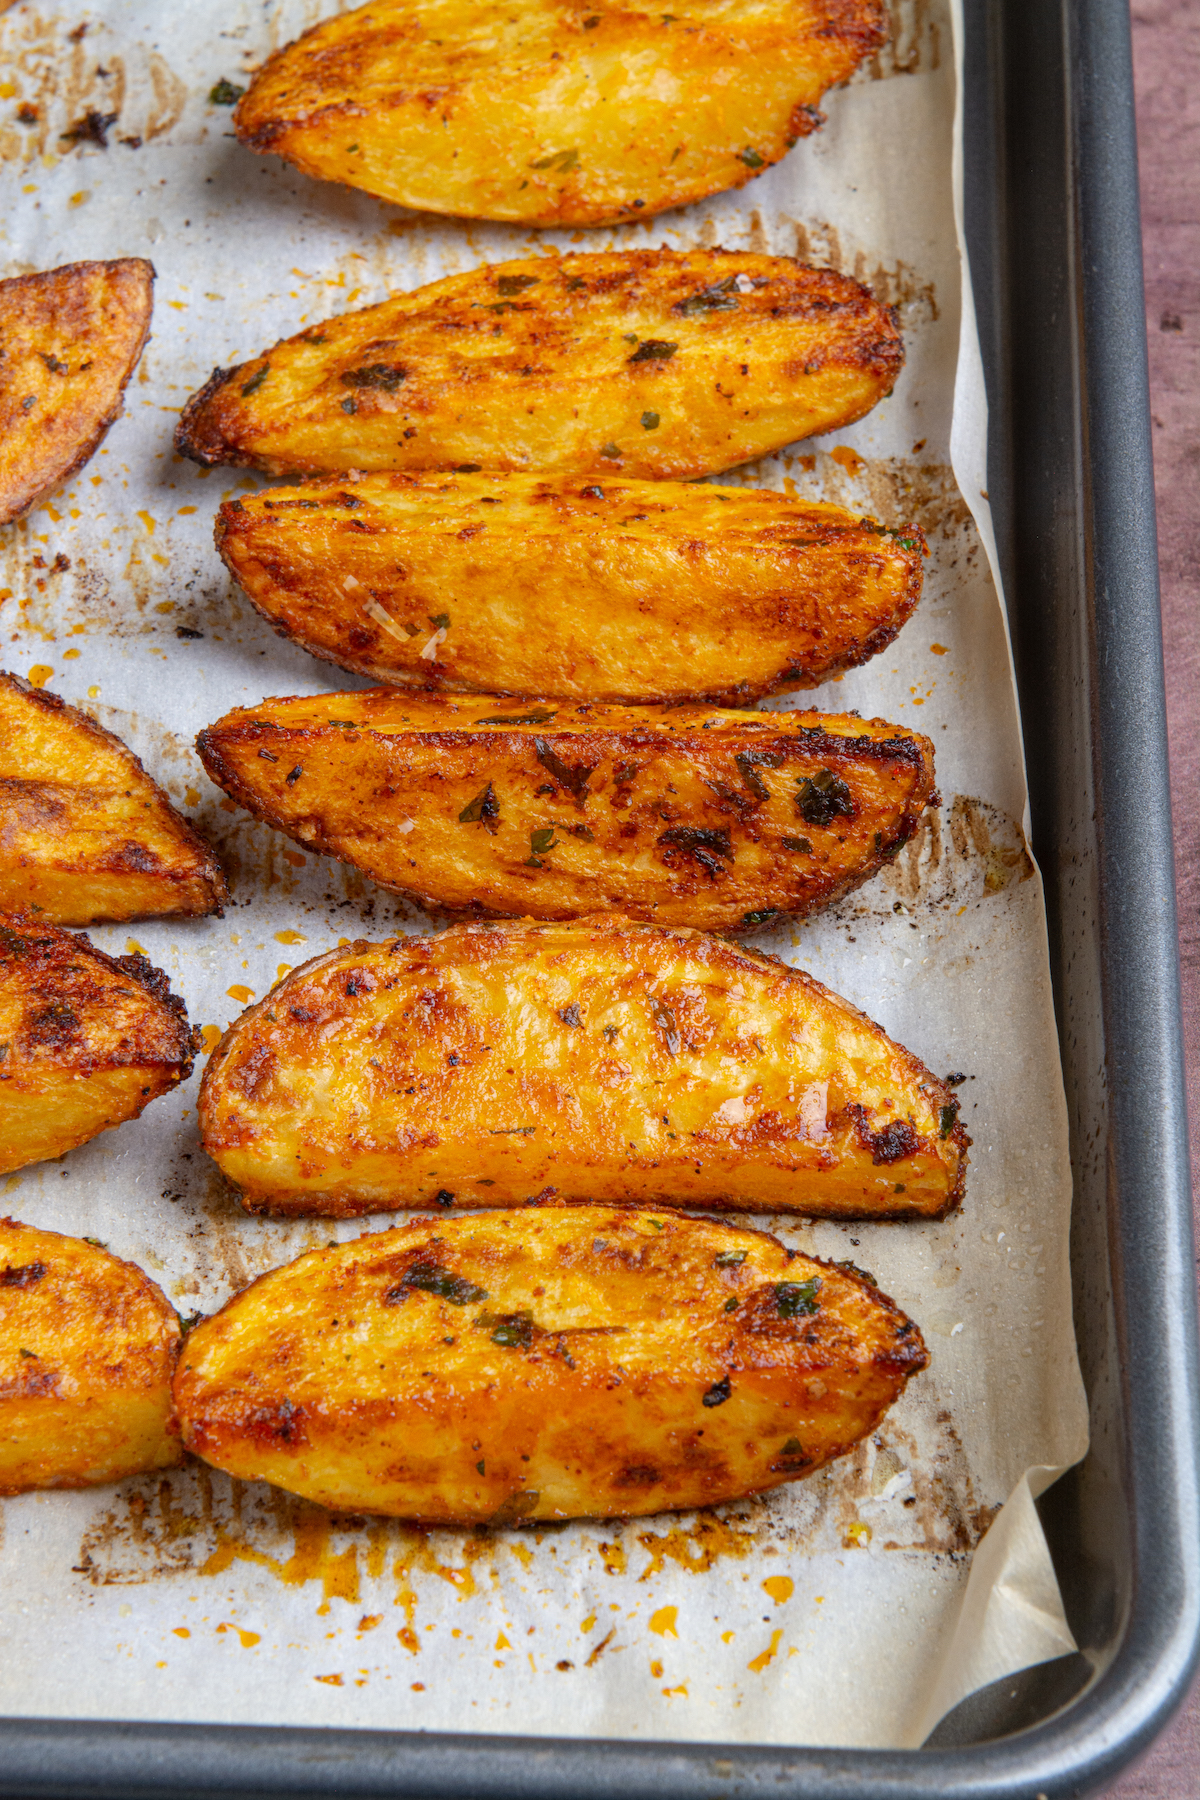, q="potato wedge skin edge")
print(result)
[0,921,200,1175]
[173,1206,926,1522]
[0,259,154,526]
[0,670,228,925]
[0,1217,183,1494]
